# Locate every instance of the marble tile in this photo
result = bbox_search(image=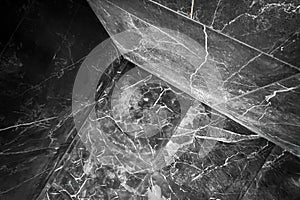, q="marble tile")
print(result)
[40,55,275,199]
[241,147,300,200]
[0,1,109,199]
[1,0,300,200]
[68,0,299,199]
[151,0,300,66]
[39,132,275,199]
[88,0,300,159]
